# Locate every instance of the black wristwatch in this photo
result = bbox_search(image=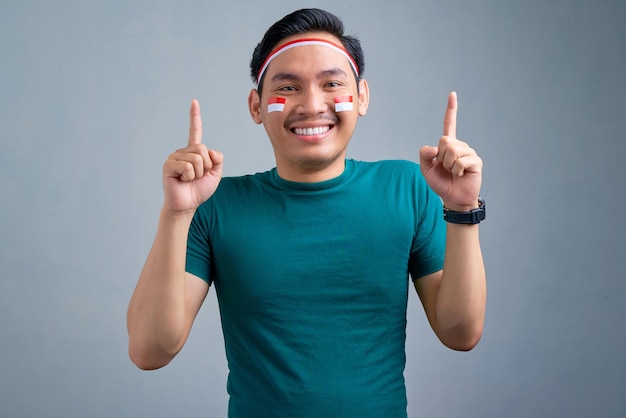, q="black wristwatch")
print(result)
[443,197,486,224]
